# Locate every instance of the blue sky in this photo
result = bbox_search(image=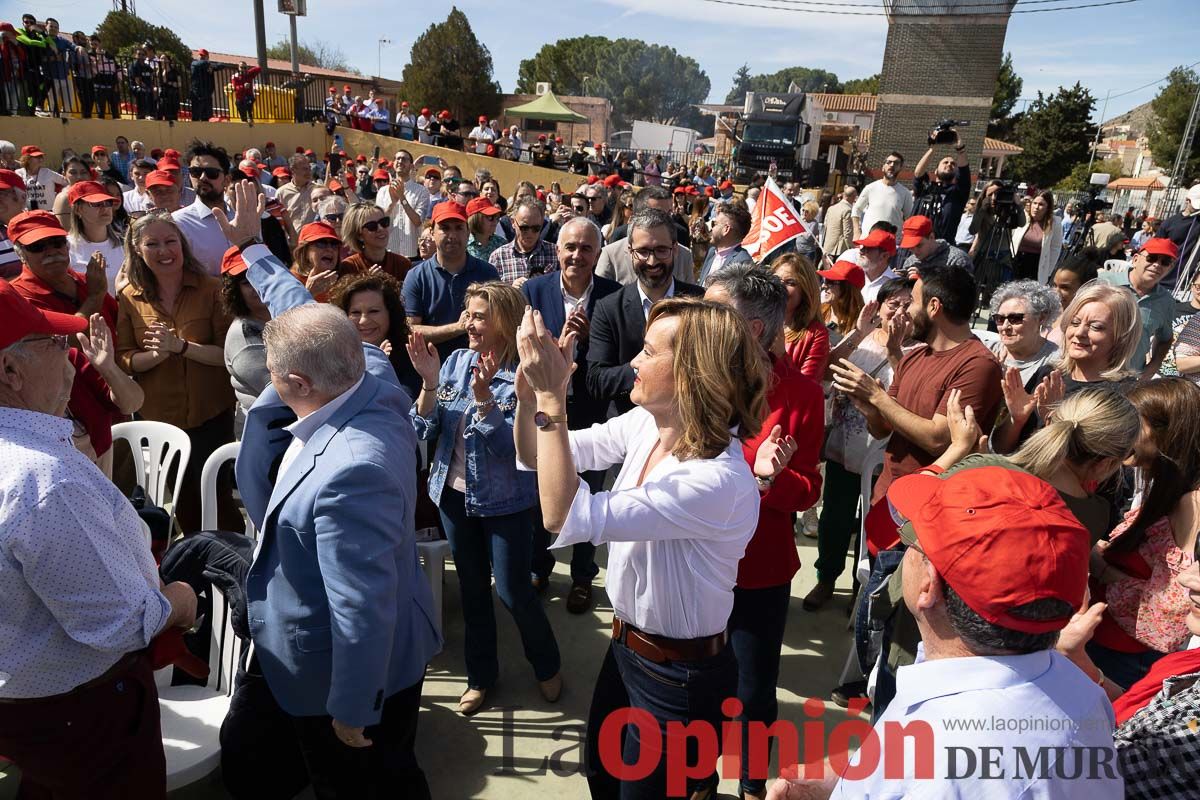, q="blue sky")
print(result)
[54,0,1200,123]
